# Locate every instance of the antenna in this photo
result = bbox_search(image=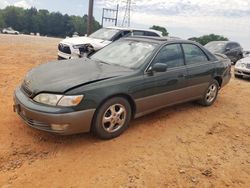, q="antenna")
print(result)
[122,0,131,27]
